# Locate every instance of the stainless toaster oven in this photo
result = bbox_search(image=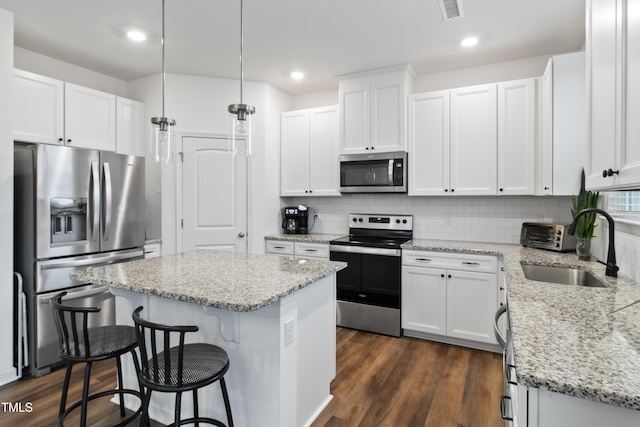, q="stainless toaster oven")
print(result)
[520,222,577,252]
